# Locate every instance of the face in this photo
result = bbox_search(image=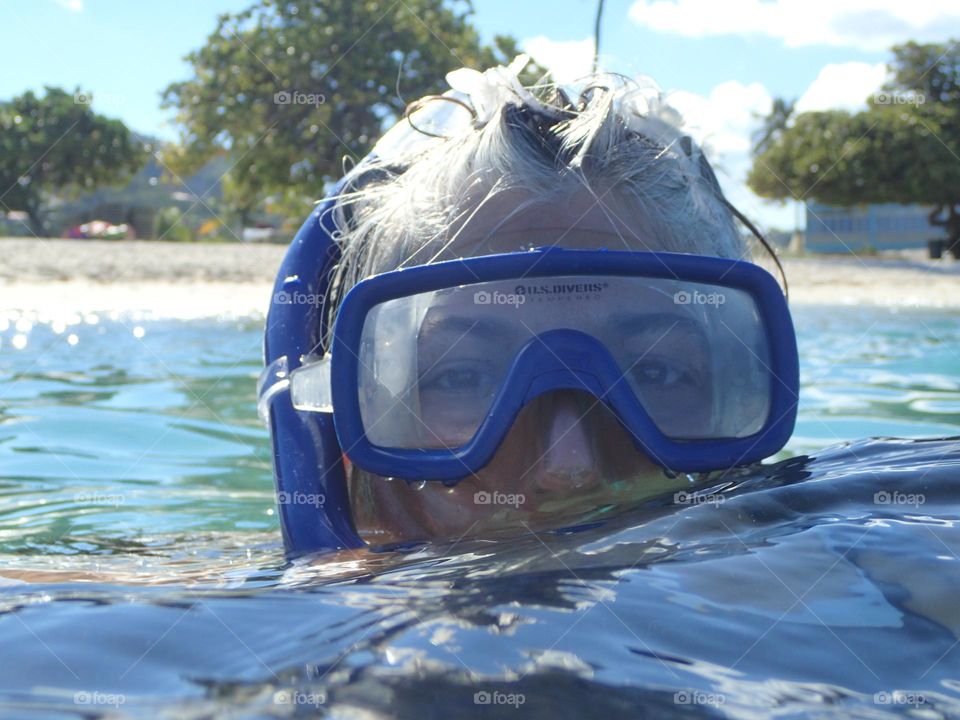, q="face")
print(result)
[347,189,691,544]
